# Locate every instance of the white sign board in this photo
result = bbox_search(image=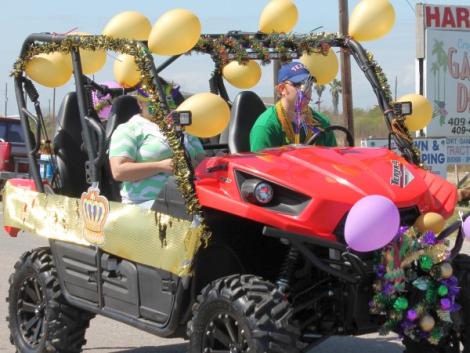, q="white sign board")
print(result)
[446,136,470,164]
[361,137,448,178]
[420,4,470,150]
